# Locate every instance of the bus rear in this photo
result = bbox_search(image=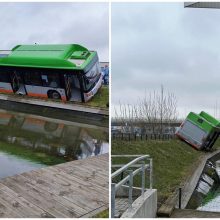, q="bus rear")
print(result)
[176,112,220,150]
